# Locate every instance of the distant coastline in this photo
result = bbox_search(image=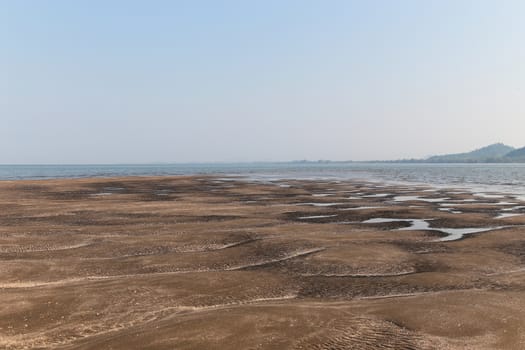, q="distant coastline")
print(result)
[295,143,525,164]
